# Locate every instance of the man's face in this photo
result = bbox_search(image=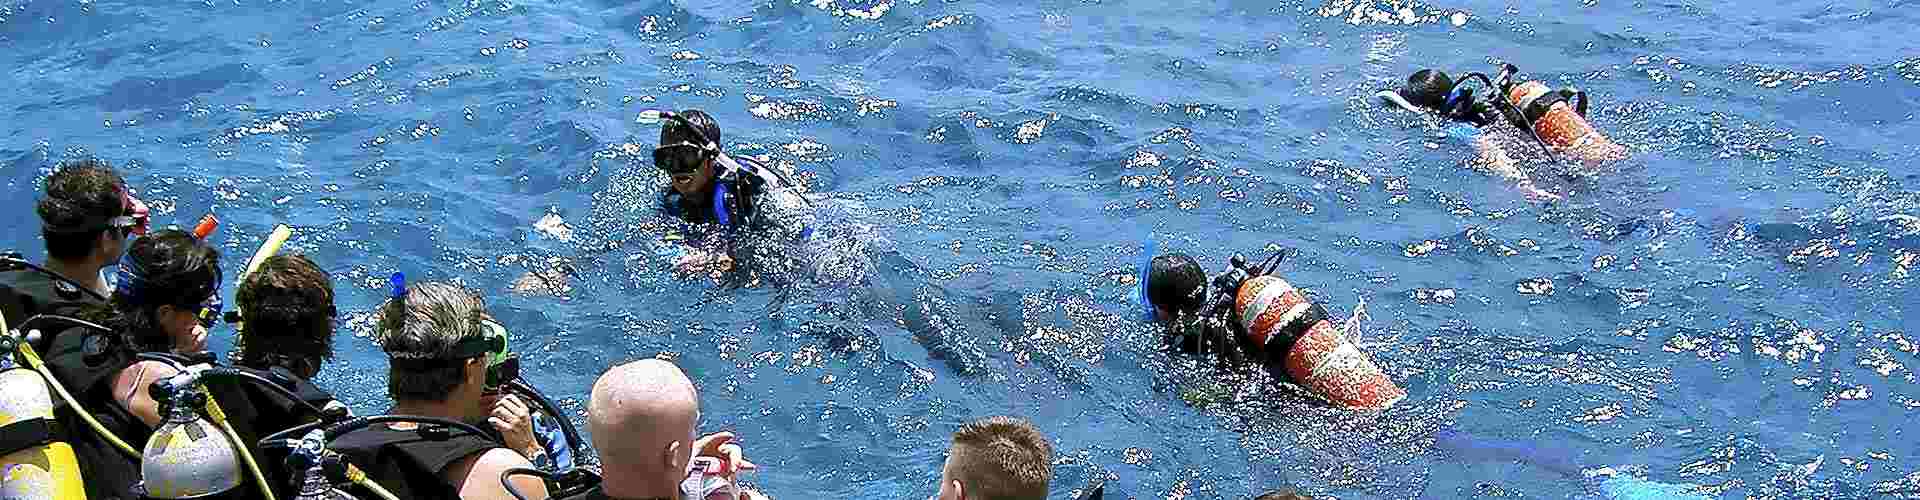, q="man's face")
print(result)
[672,157,716,198]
